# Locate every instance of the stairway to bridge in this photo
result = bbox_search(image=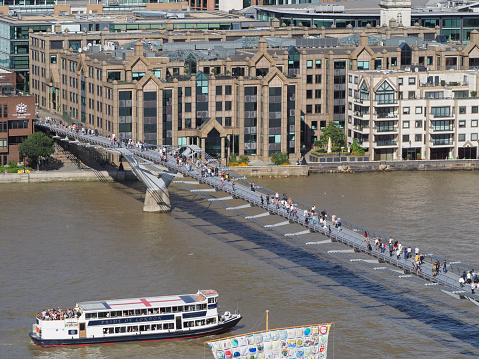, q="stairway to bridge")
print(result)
[36,120,479,305]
